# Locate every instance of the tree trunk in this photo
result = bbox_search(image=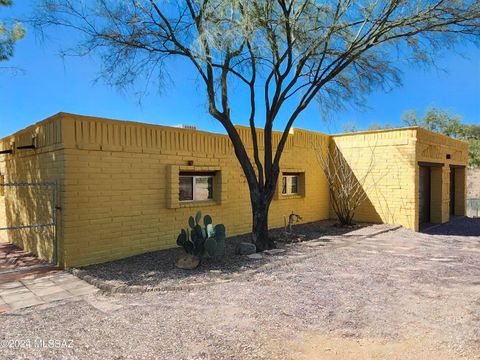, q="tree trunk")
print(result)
[250,193,276,251]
